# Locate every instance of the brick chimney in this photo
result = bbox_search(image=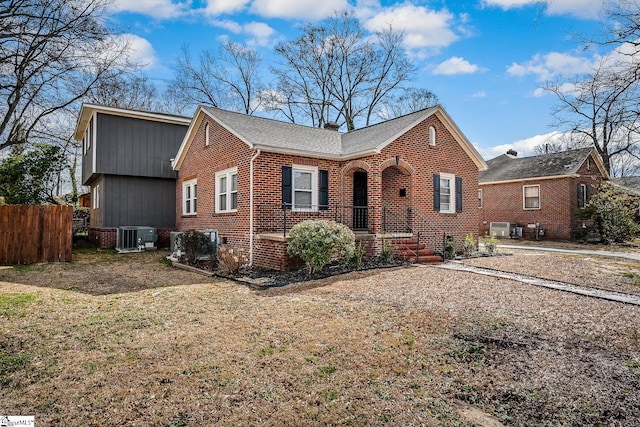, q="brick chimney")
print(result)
[506,149,518,157]
[324,121,340,131]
